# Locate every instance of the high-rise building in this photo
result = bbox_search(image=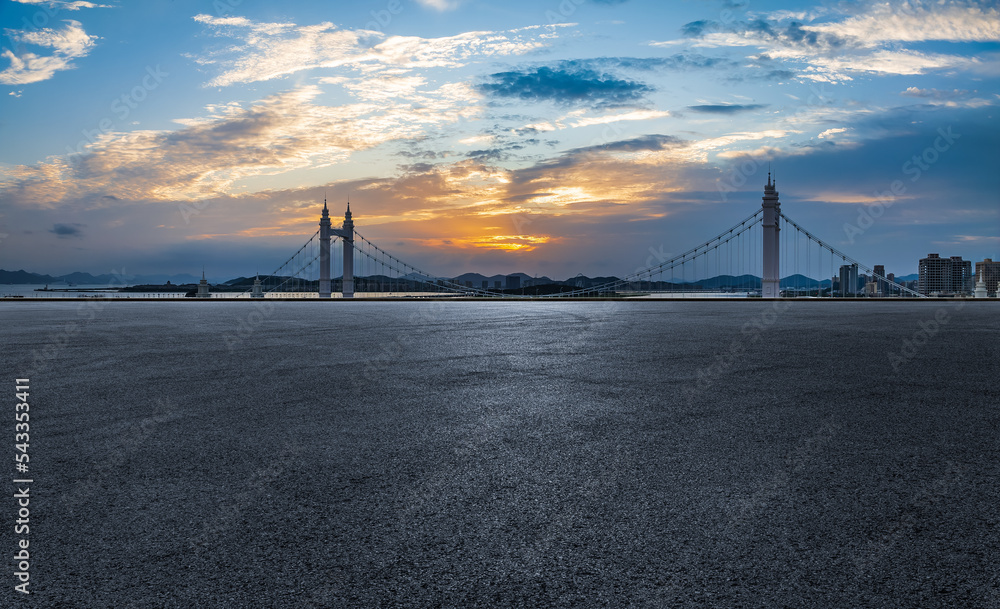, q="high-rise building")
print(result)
[919,254,948,294]
[918,253,973,295]
[950,256,972,294]
[975,258,1000,297]
[873,264,885,296]
[839,263,858,296]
